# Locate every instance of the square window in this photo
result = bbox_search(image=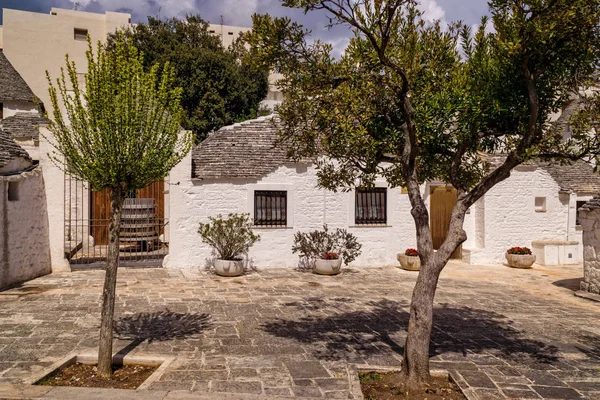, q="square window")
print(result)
[254,190,287,227]
[74,28,88,41]
[535,196,546,212]
[355,188,387,224]
[8,181,19,201]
